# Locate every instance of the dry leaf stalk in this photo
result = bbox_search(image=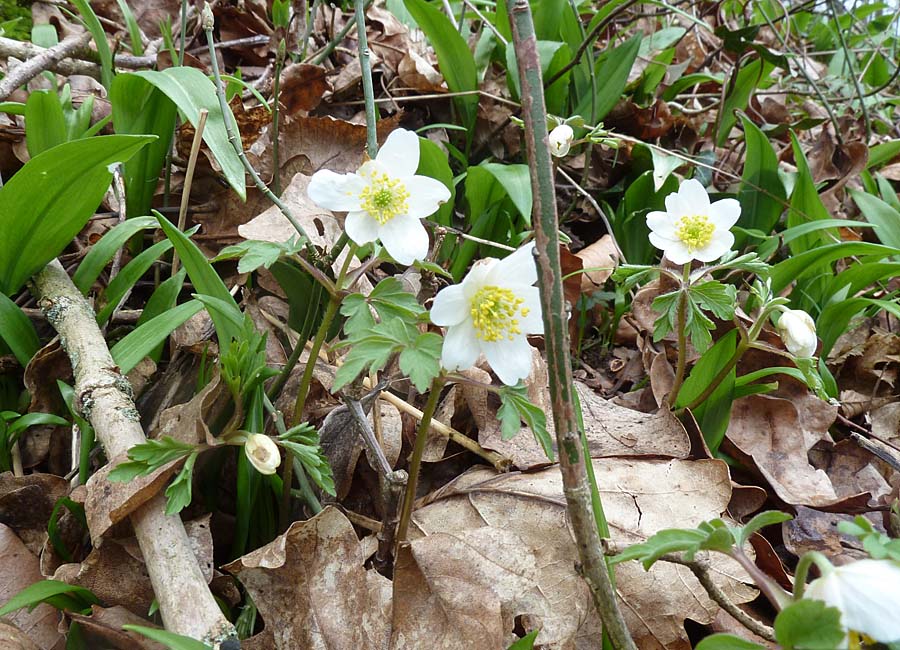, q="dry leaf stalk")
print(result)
[31,260,238,648]
[505,1,636,648]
